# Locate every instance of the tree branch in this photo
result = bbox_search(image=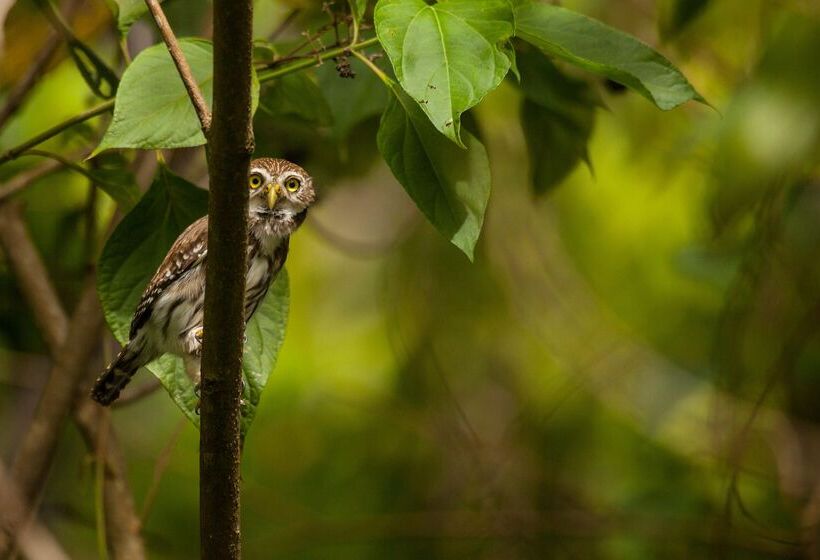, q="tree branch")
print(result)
[144,0,211,133]
[0,101,112,165]
[0,204,146,560]
[199,0,254,557]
